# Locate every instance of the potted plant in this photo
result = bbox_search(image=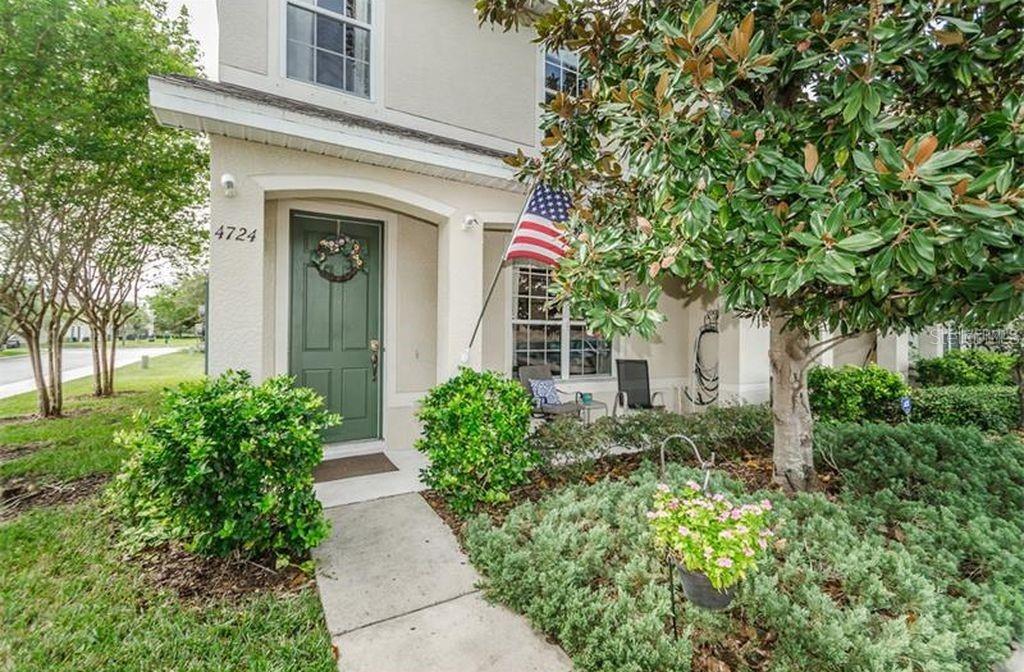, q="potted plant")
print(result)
[648,481,774,610]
